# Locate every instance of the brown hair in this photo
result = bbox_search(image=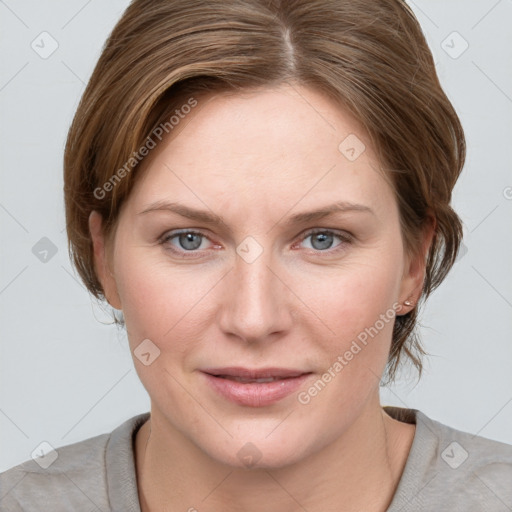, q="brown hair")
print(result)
[64,0,465,383]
